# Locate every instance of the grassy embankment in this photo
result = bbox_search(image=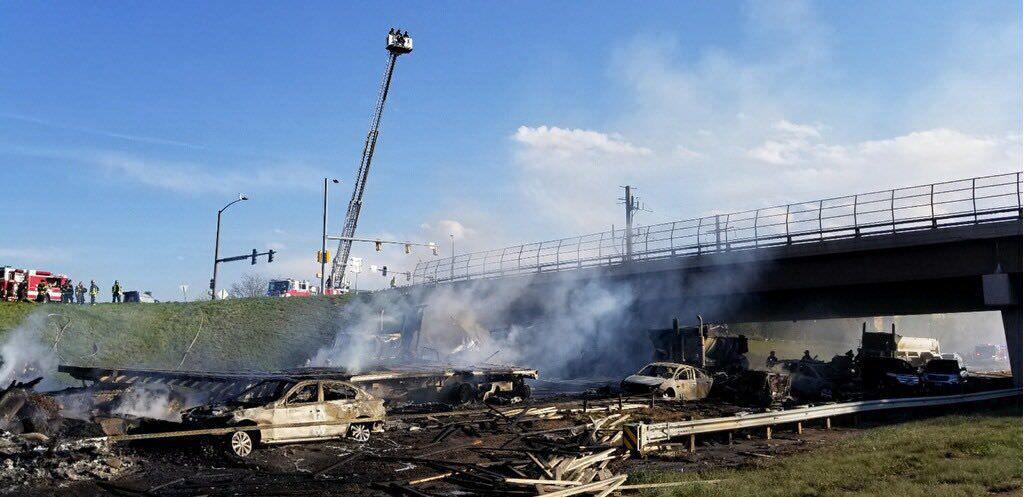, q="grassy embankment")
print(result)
[629,404,1023,497]
[0,296,353,372]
